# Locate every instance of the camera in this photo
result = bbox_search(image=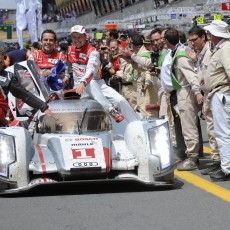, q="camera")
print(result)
[150,49,160,73]
[100,46,107,51]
